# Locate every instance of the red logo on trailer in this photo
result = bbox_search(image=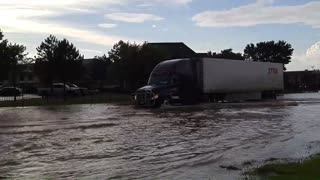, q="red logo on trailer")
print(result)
[268,68,278,74]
